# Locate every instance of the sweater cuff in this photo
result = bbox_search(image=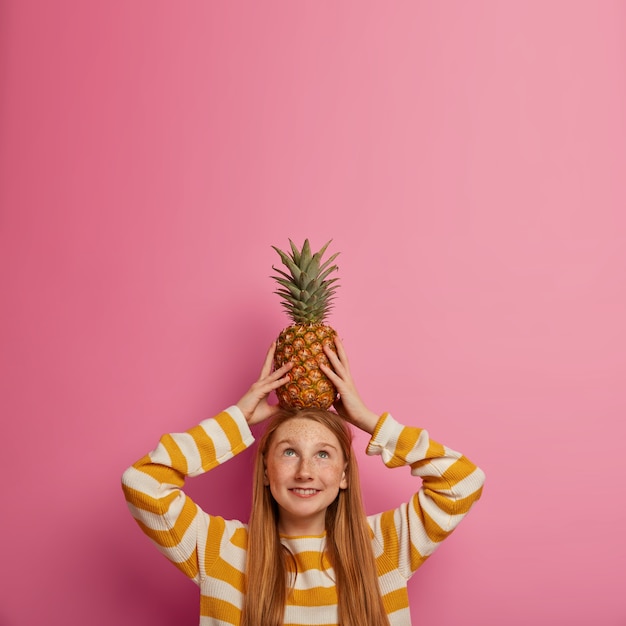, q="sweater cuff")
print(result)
[224,405,255,444]
[366,412,402,457]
